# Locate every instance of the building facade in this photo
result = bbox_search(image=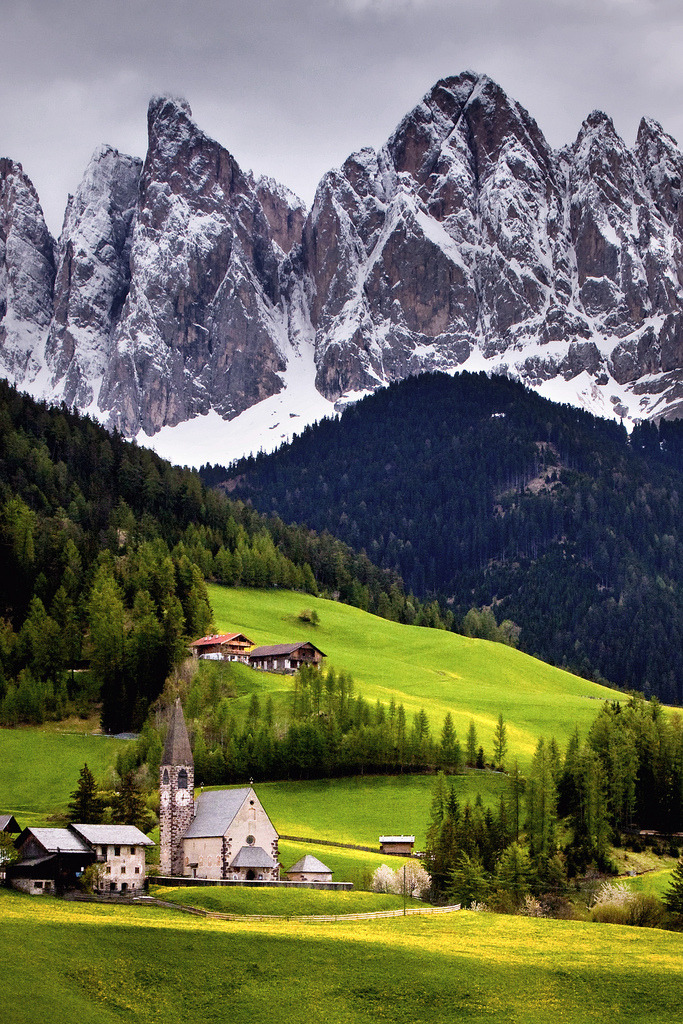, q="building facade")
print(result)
[159,699,279,880]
